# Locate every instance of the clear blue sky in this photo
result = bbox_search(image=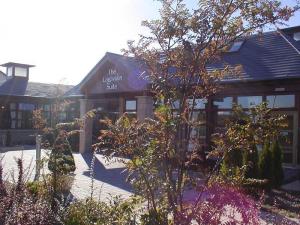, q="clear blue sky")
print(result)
[0,0,299,85]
